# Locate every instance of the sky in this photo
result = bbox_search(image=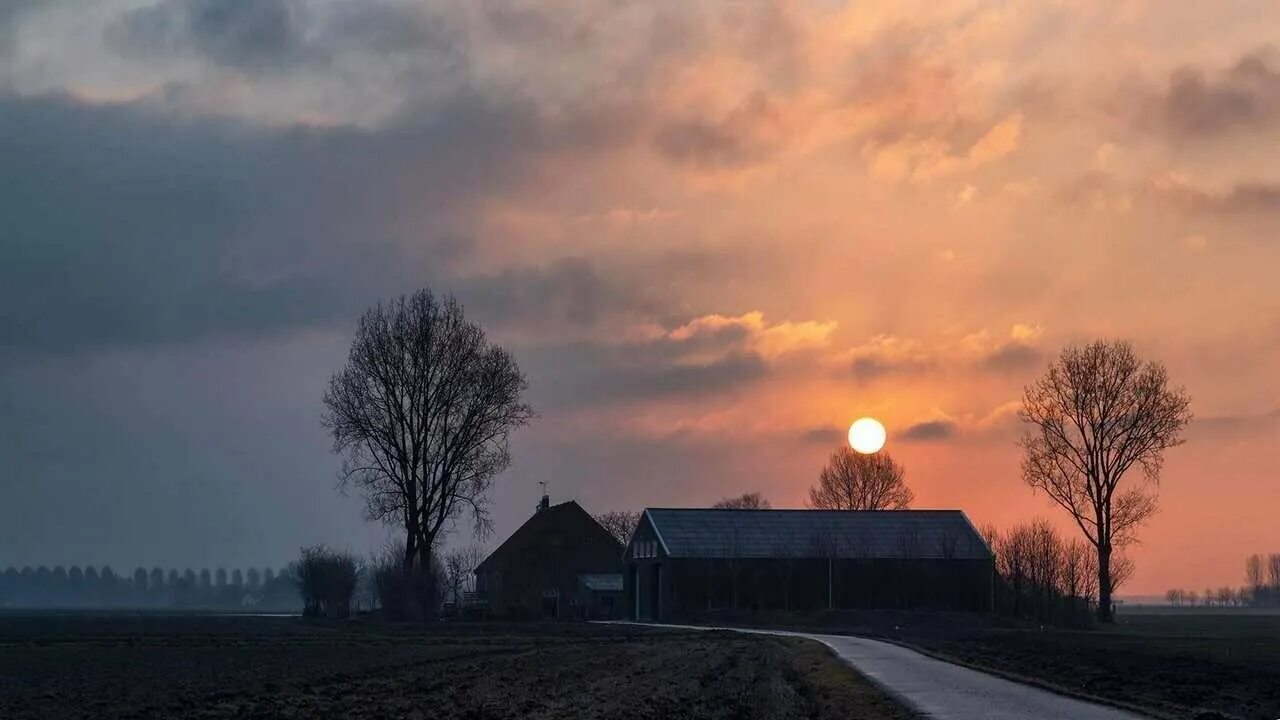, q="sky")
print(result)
[1,0,1278,595]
